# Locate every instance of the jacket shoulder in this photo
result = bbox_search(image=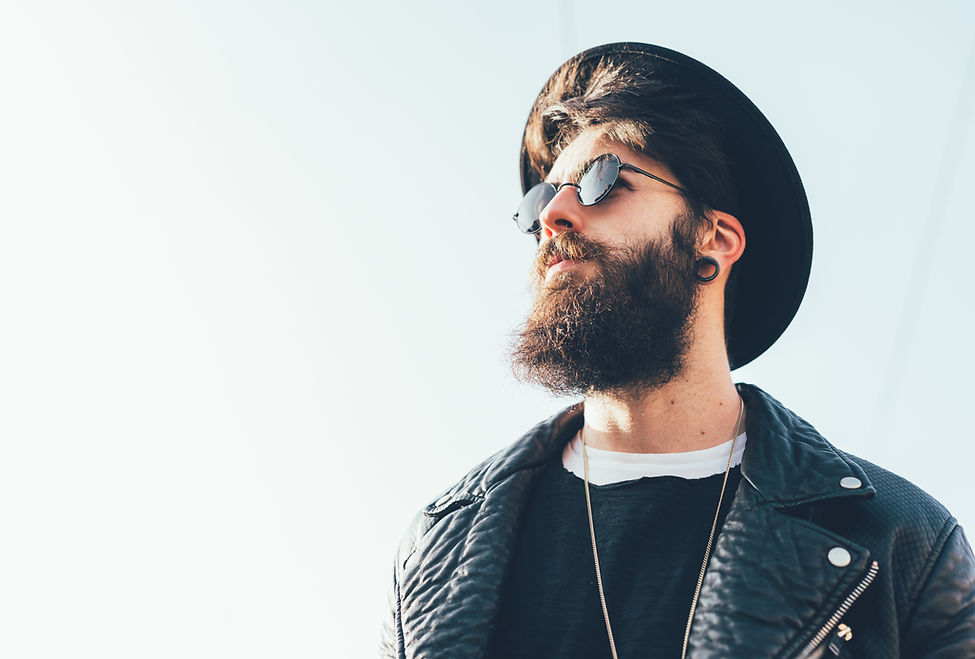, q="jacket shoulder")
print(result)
[392,403,584,567]
[841,450,954,540]
[841,454,975,654]
[823,449,970,631]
